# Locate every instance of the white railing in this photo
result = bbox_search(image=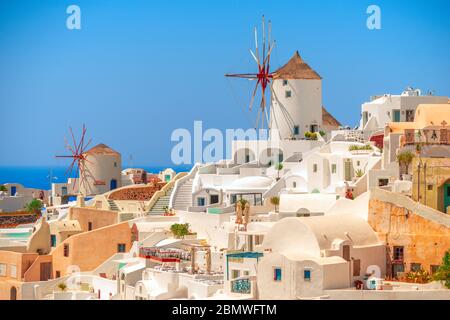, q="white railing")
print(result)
[169,163,200,209]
